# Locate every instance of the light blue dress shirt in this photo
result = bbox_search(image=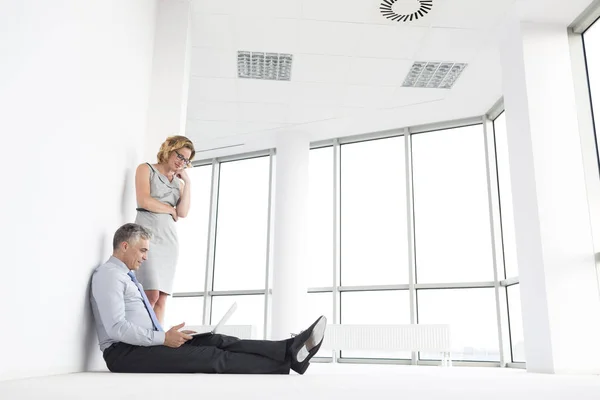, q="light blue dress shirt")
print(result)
[90,256,166,351]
